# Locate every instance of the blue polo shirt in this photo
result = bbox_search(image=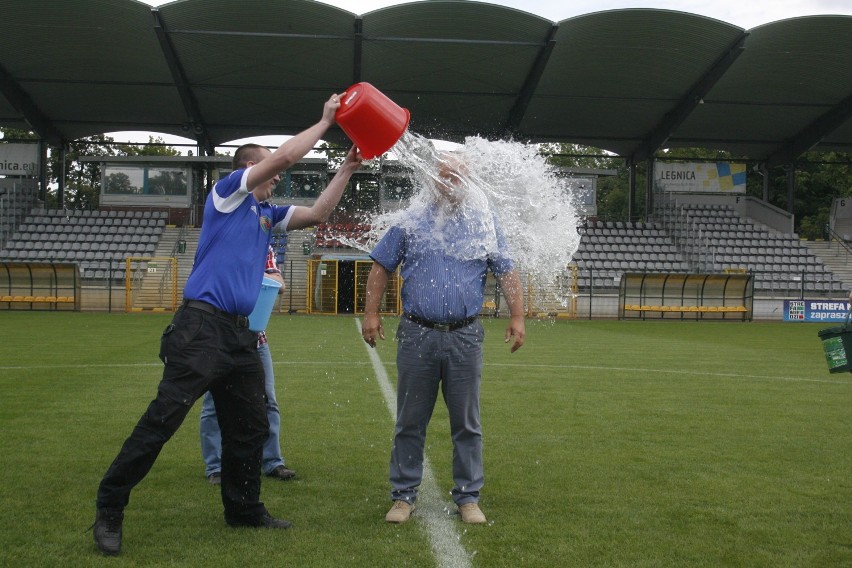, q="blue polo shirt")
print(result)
[370,206,514,323]
[184,167,294,315]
